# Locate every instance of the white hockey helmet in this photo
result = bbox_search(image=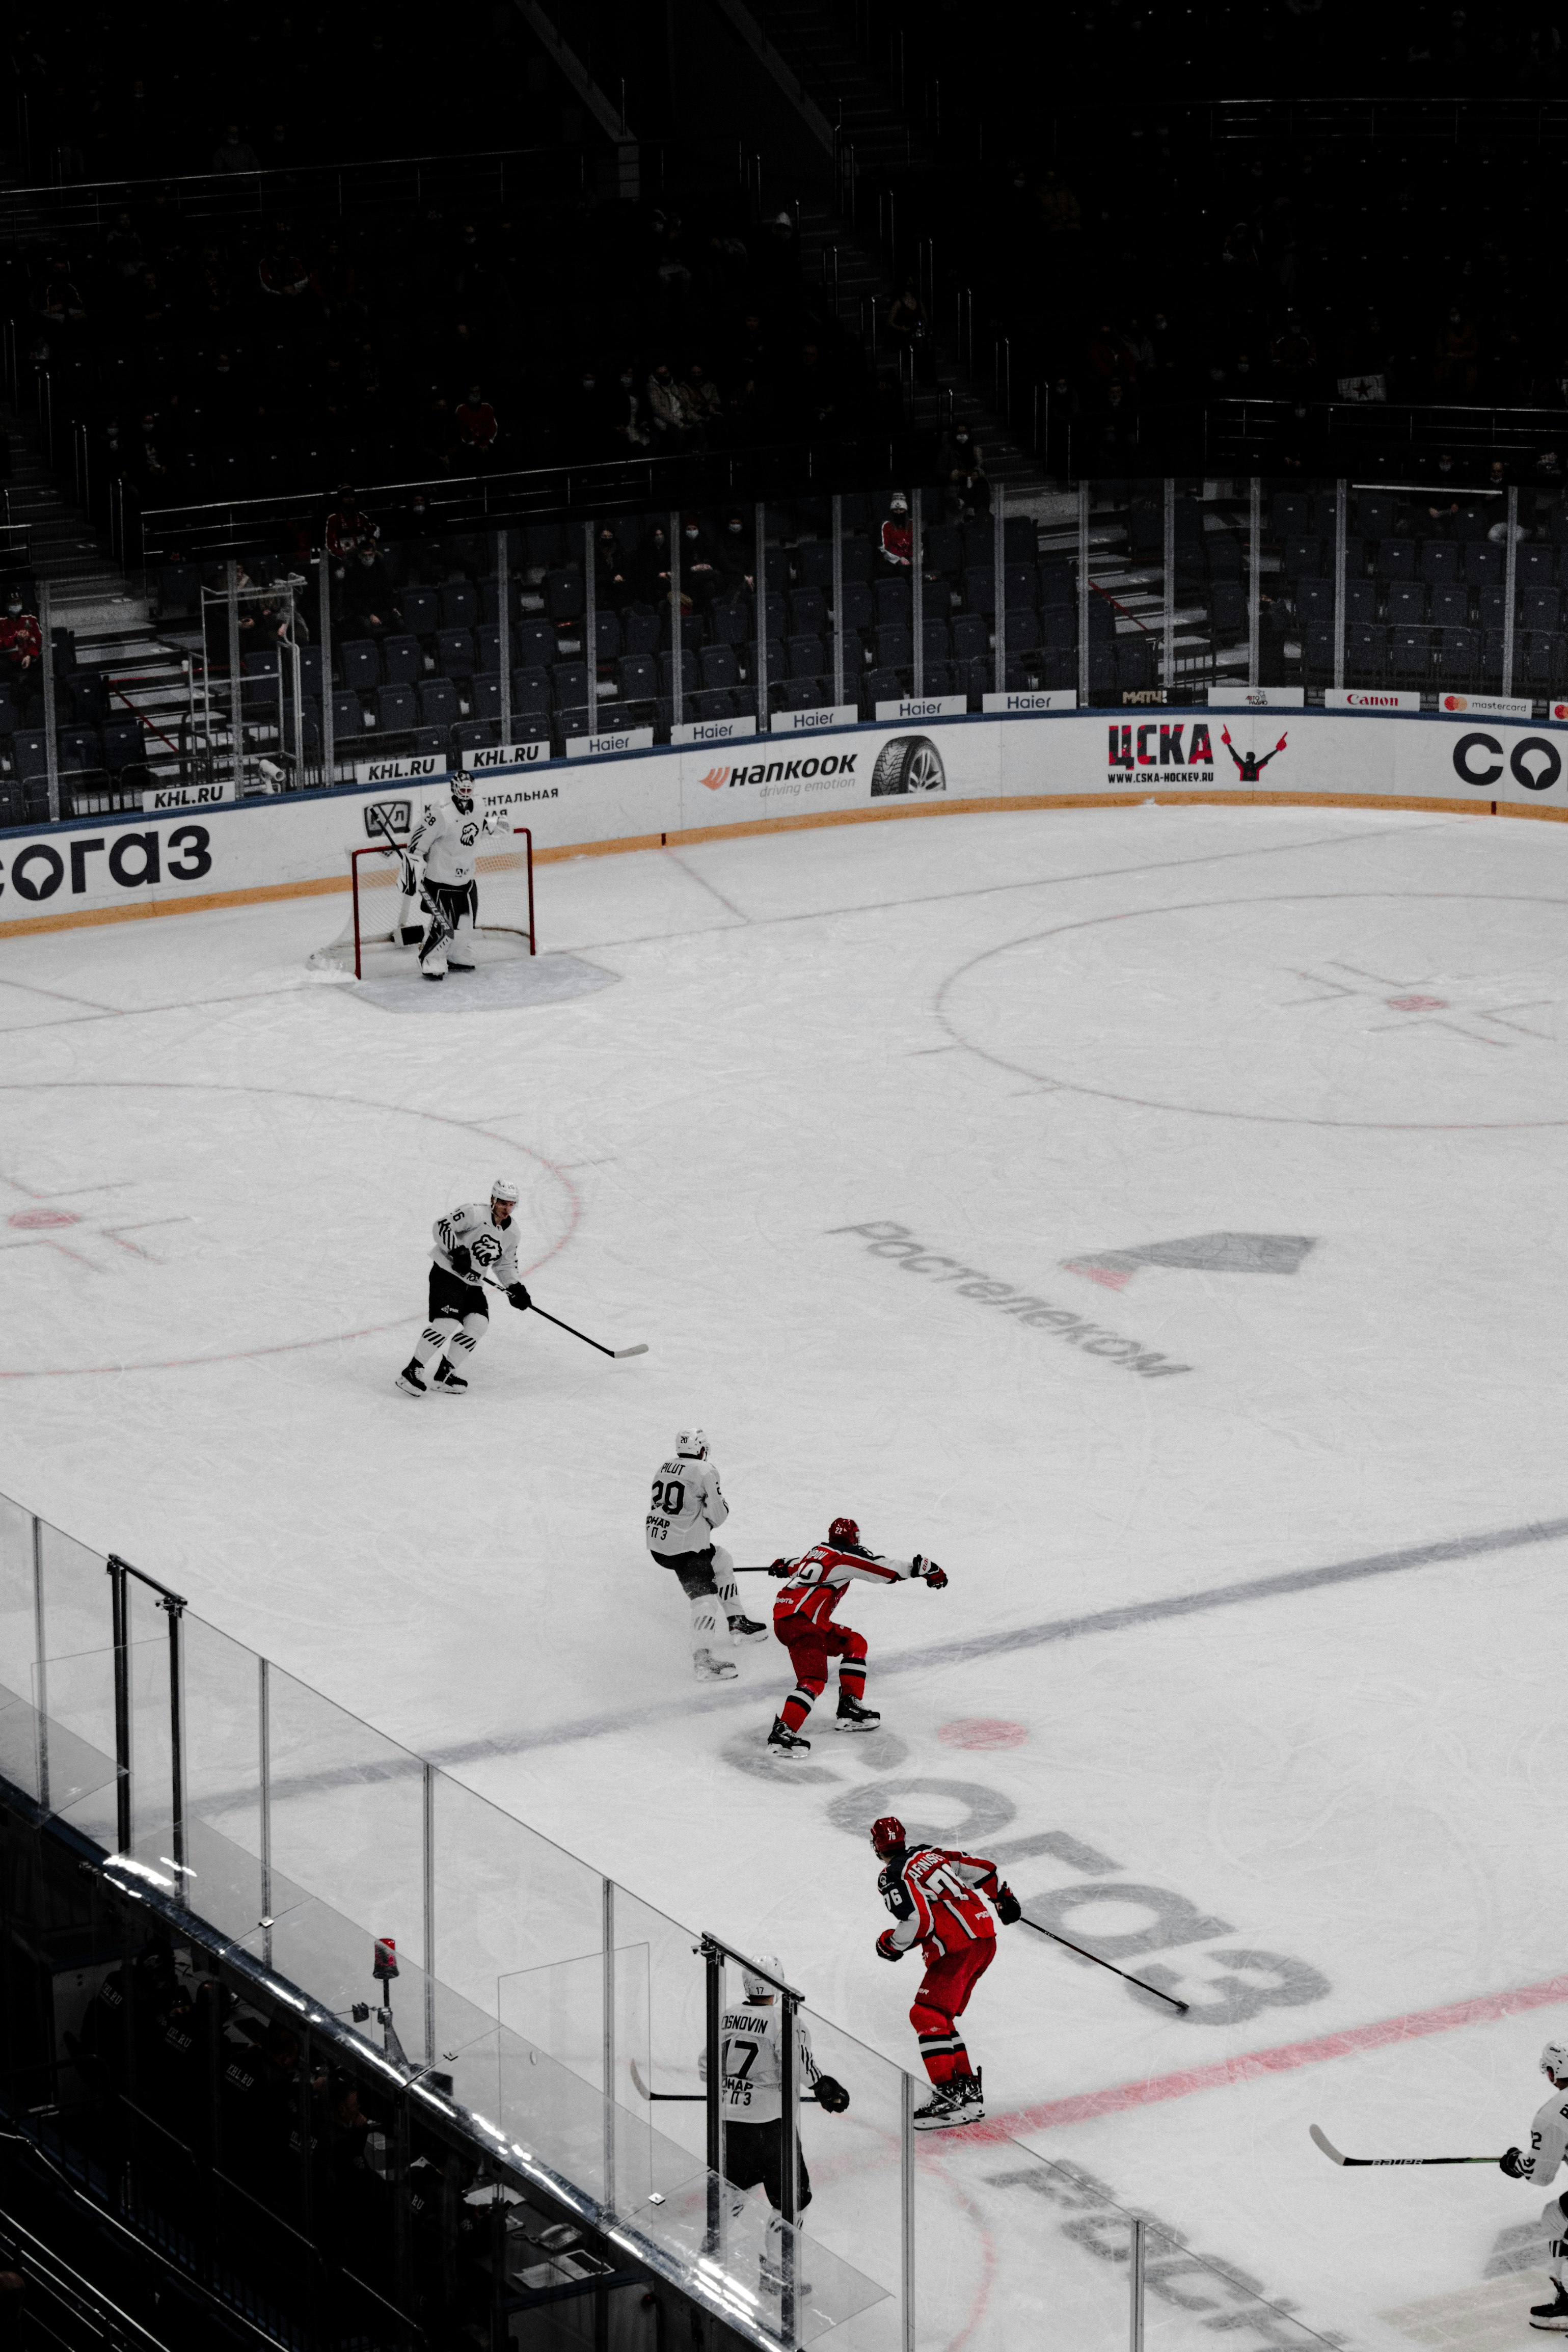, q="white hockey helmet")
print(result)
[742,1953,781,2000]
[675,1428,708,1459]
[889,490,909,514]
[491,1177,520,1205]
[1543,2042,1568,2082]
